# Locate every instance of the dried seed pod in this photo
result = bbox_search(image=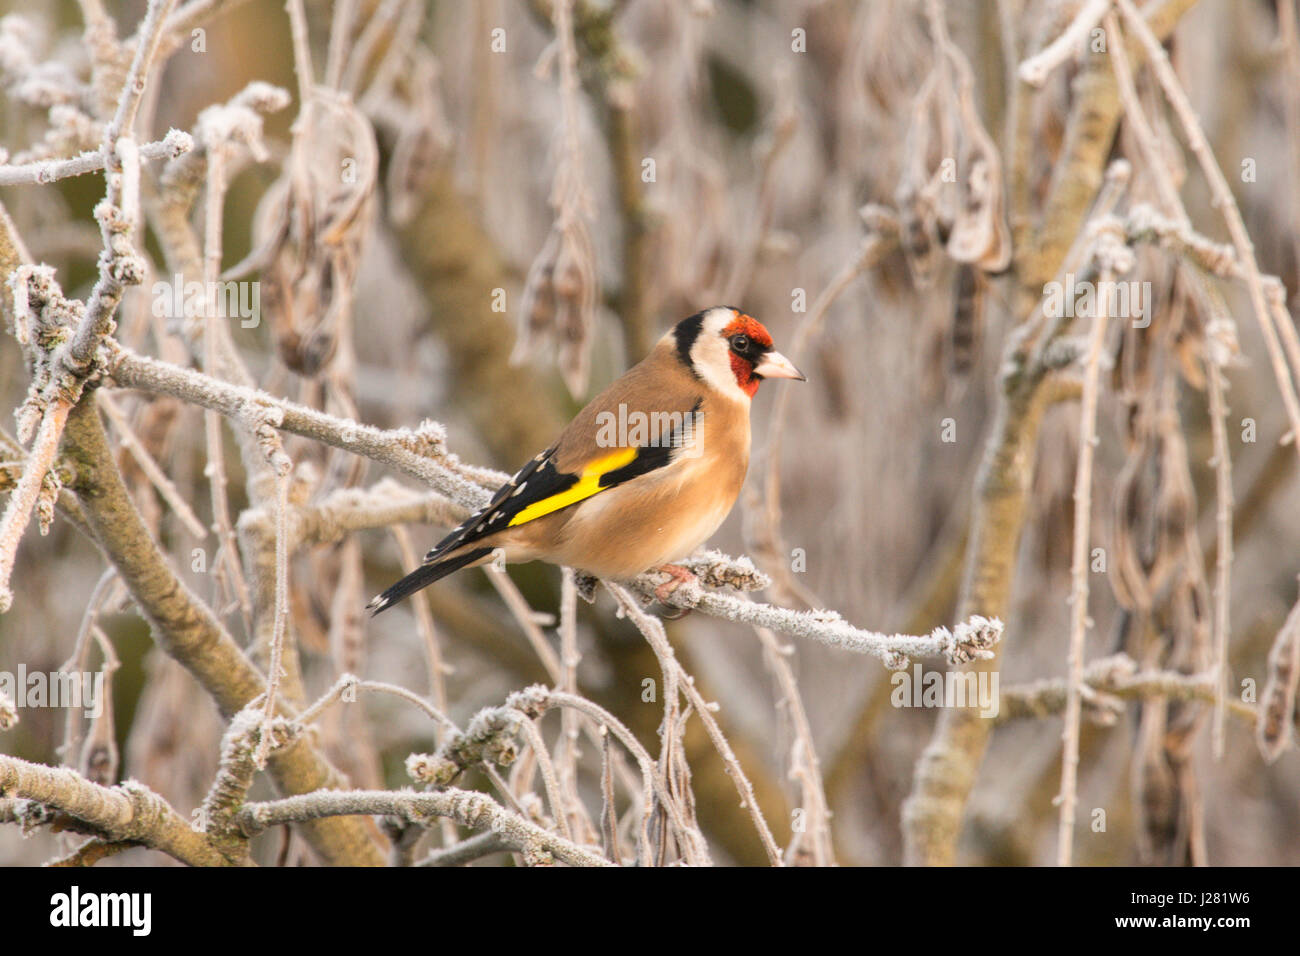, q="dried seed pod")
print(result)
[946,154,1011,272]
[515,218,598,397]
[252,91,378,378]
[1257,596,1300,764]
[945,60,1011,274]
[950,263,985,380]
